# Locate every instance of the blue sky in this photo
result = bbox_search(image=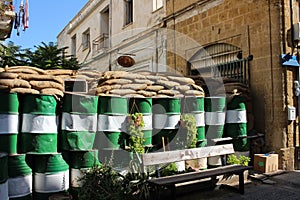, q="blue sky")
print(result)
[5,0,88,49]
